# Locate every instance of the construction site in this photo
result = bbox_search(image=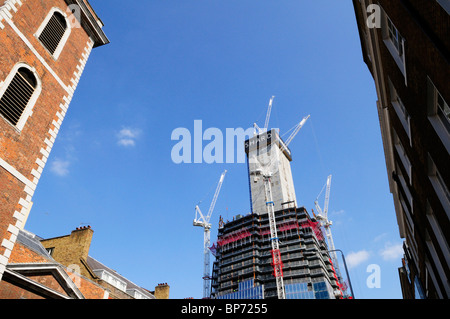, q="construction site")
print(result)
[193,97,352,299]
